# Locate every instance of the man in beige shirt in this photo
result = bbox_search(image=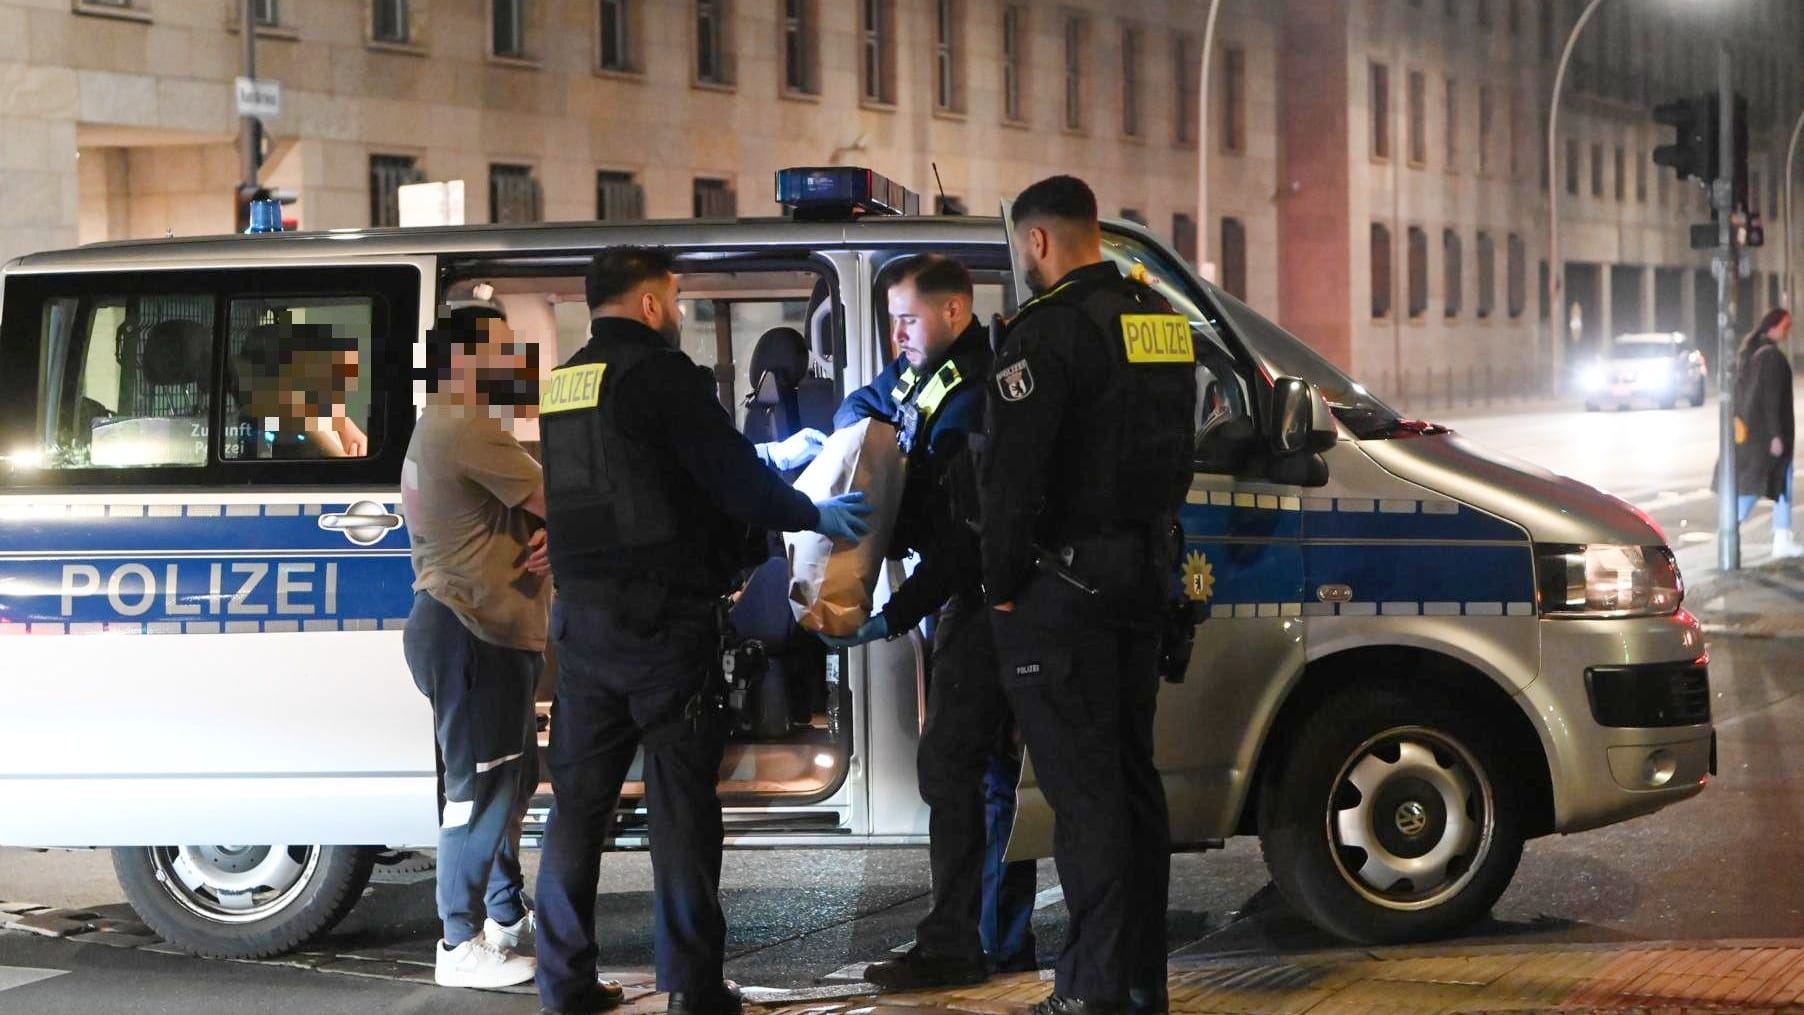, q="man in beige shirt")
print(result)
[402,305,596,992]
